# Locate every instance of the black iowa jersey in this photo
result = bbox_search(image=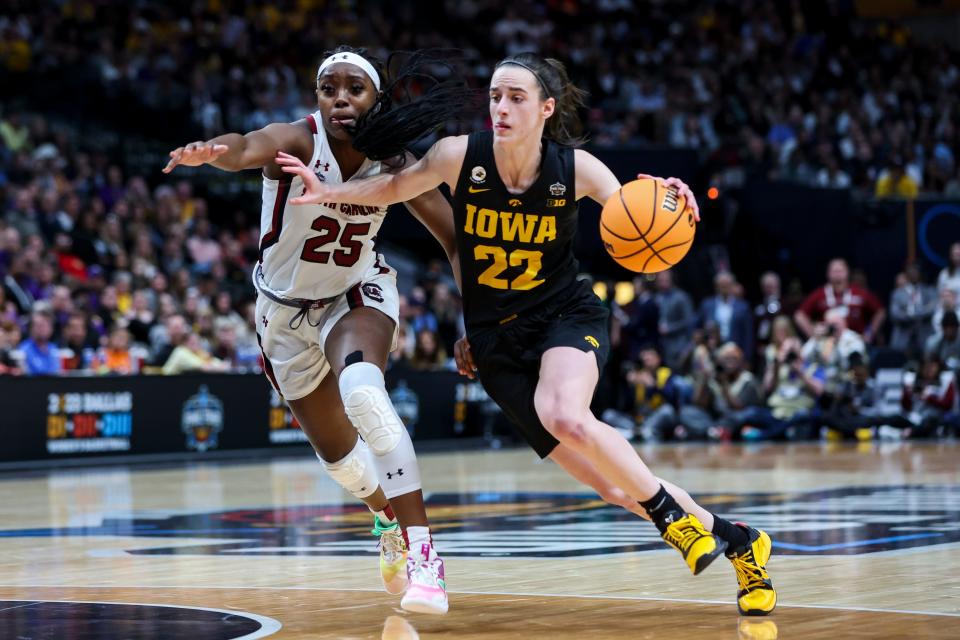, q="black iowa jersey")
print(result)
[452,131,580,328]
